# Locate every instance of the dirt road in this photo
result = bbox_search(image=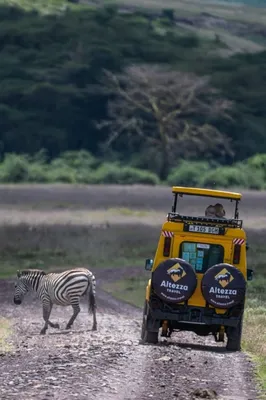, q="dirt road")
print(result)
[0,279,259,400]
